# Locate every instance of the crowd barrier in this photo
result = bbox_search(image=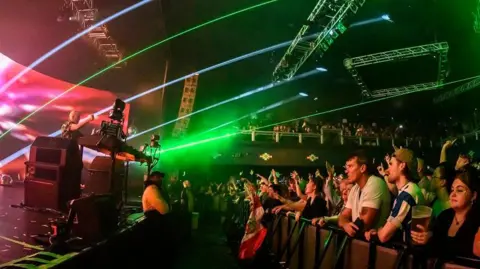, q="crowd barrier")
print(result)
[264,212,480,269]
